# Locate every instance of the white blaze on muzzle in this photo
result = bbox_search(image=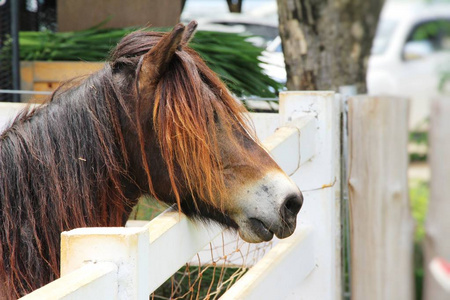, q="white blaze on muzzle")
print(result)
[230,171,303,243]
